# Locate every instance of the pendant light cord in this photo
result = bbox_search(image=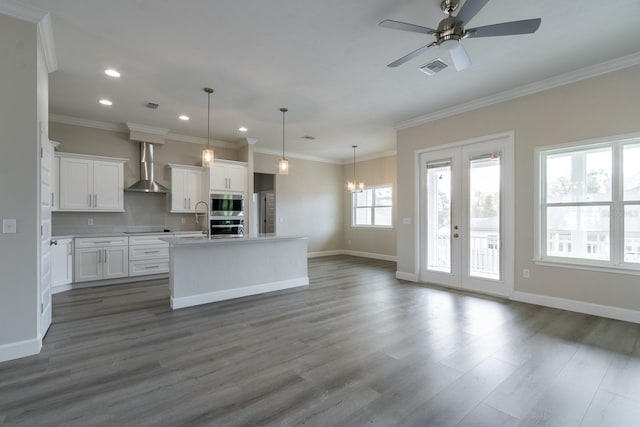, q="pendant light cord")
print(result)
[352,145,357,182]
[205,87,214,151]
[280,108,288,159]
